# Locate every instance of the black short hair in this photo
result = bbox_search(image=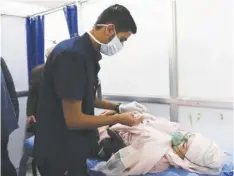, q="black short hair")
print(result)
[95,4,137,34]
